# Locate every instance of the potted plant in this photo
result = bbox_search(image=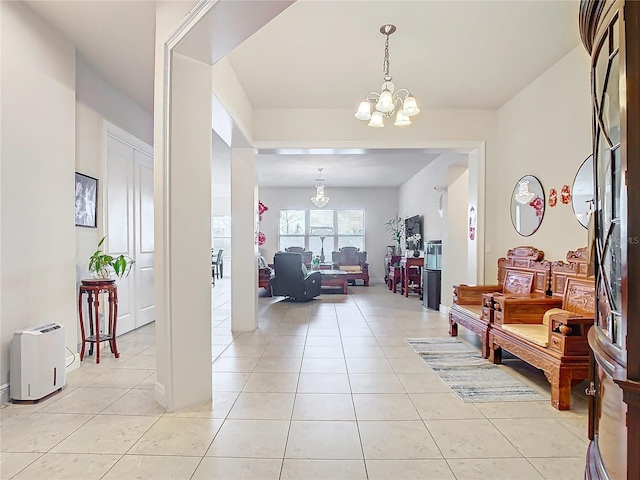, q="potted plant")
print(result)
[385,216,405,256]
[88,236,133,281]
[407,233,422,257]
